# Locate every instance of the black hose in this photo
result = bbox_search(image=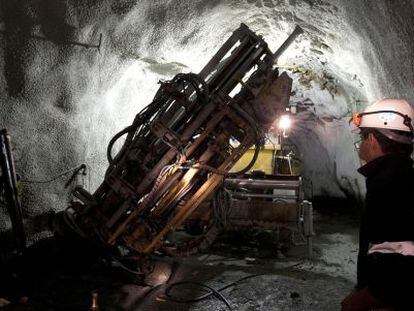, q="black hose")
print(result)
[173,73,209,105]
[106,73,209,166]
[20,164,86,184]
[227,101,265,177]
[228,143,261,176]
[106,123,138,164]
[166,281,232,310]
[165,274,264,310]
